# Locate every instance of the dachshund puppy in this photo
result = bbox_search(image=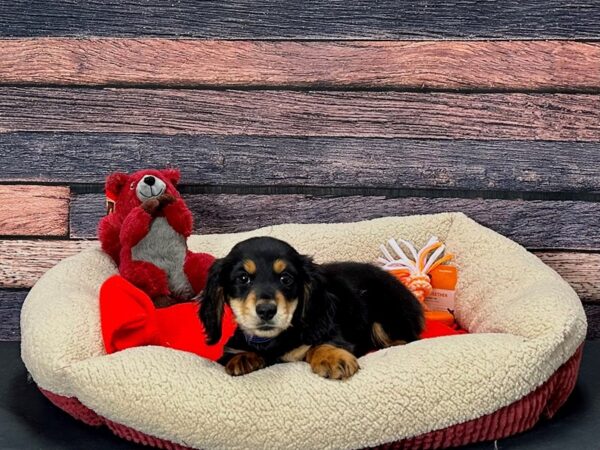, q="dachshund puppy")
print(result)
[199,237,424,380]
